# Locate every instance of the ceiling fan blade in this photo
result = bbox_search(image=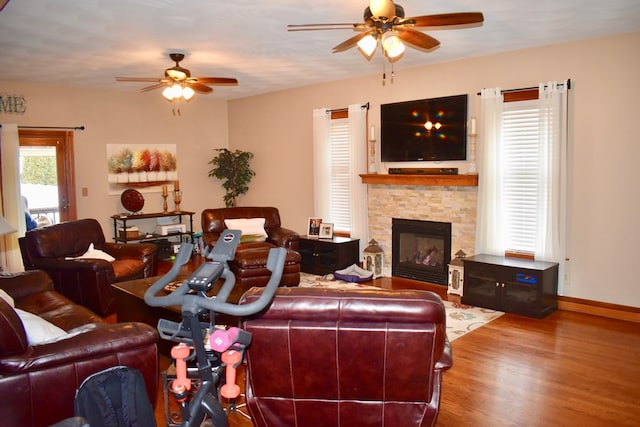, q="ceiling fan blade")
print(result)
[333,30,376,53]
[188,82,213,93]
[395,28,440,51]
[404,12,484,28]
[288,23,361,31]
[140,83,167,92]
[192,77,238,86]
[116,77,162,83]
